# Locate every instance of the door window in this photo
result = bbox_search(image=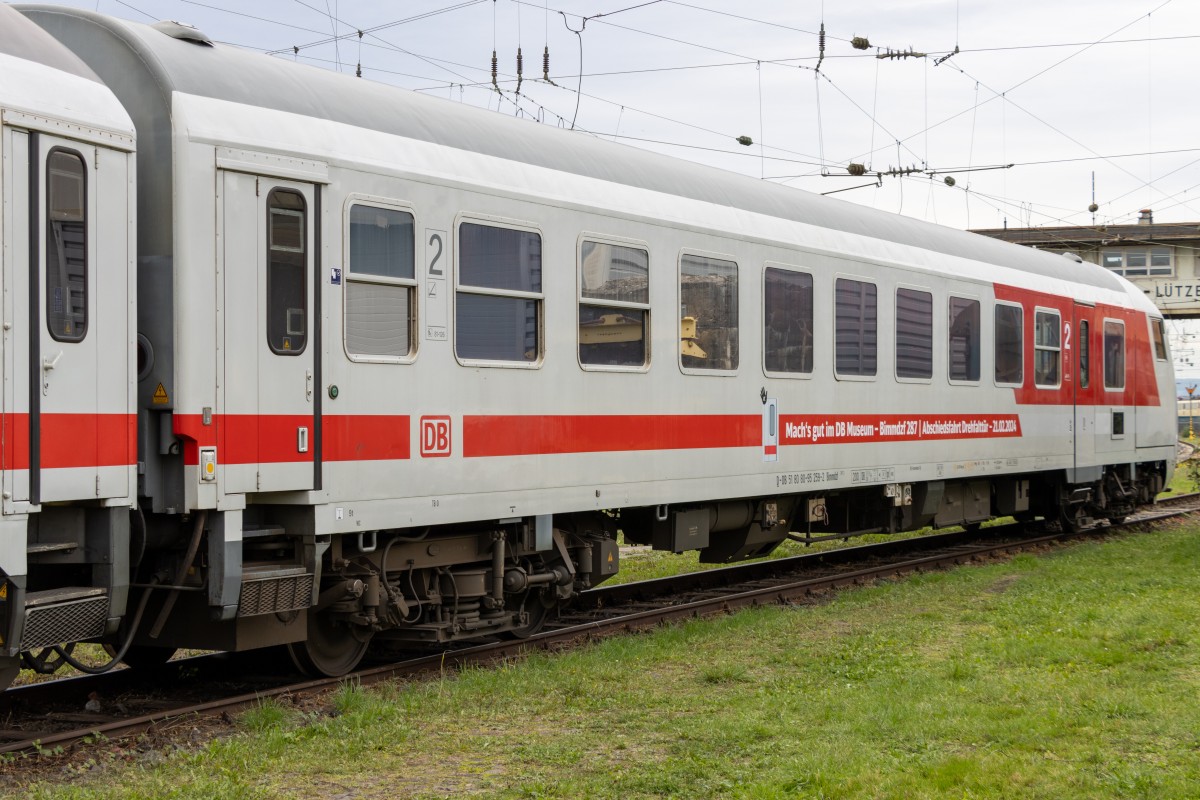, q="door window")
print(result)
[267,189,307,355]
[46,149,87,342]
